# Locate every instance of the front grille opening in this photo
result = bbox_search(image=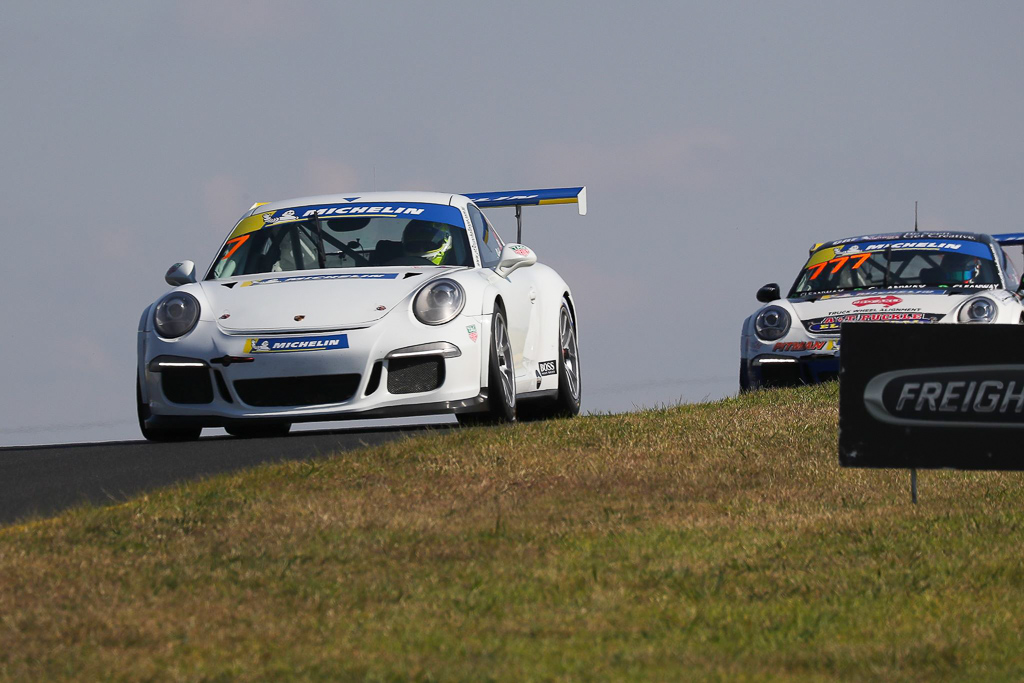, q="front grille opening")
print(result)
[161,367,214,404]
[365,361,383,396]
[757,363,804,388]
[387,357,445,394]
[233,374,360,407]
